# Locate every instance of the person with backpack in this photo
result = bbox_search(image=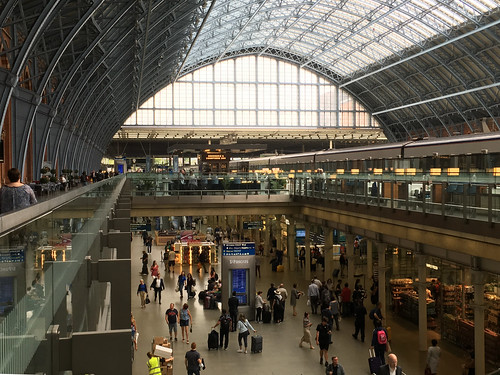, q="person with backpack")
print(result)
[212,308,232,350]
[371,319,389,365]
